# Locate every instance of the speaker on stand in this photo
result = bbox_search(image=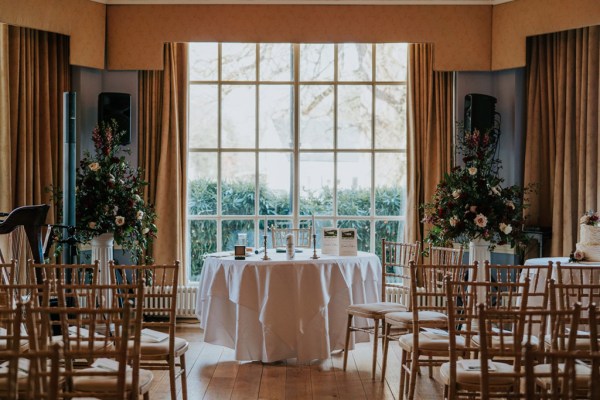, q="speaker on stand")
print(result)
[98,92,131,145]
[464,93,497,134]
